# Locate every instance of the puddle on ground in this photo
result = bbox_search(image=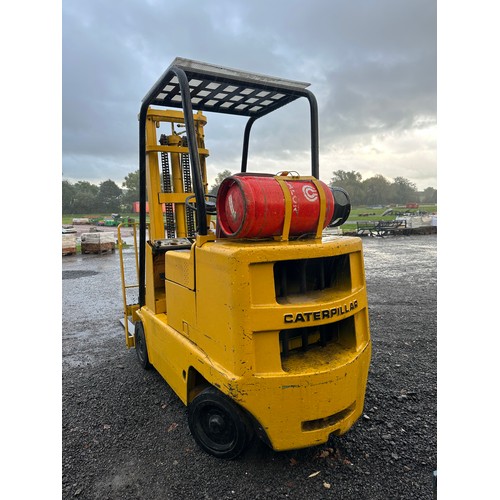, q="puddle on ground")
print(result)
[62,270,100,280]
